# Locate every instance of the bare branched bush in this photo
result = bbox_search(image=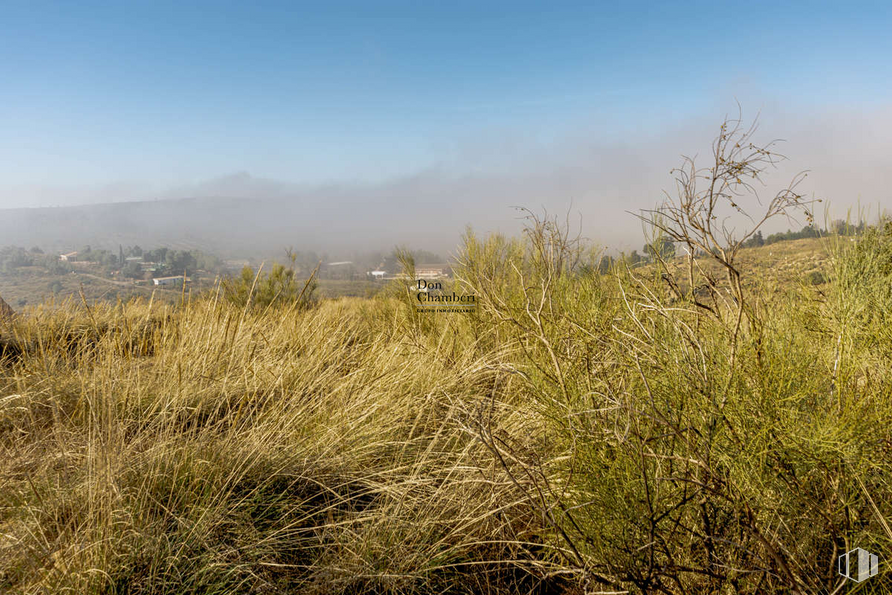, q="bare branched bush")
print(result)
[636,110,816,376]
